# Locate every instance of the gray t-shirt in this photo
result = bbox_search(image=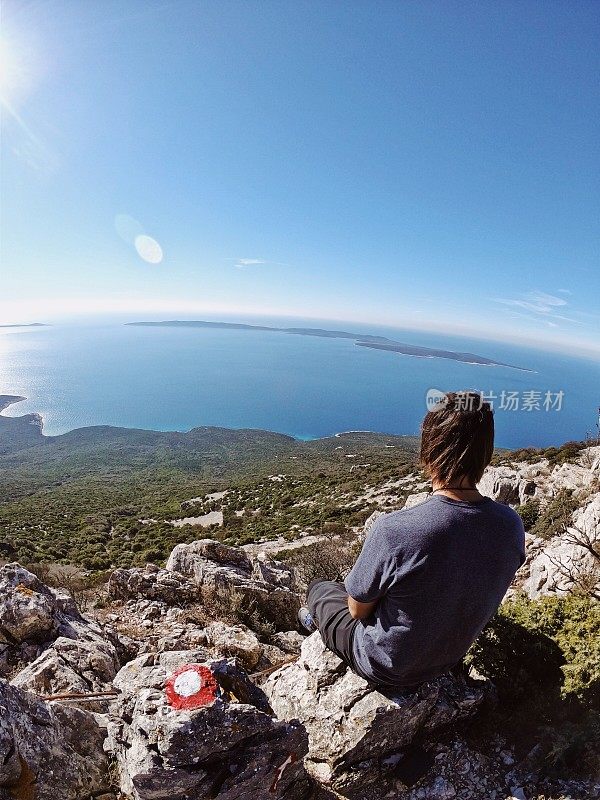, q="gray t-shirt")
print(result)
[344,494,525,687]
